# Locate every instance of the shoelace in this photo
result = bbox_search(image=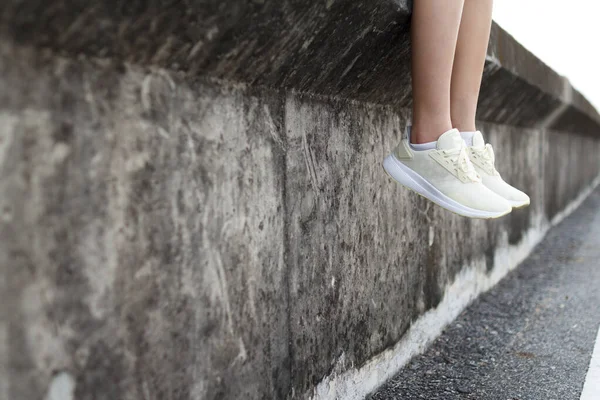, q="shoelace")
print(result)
[441,145,481,182]
[470,144,500,176]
